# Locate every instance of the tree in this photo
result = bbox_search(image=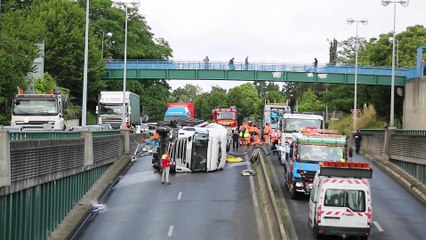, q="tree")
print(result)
[227,83,261,123]
[0,4,42,124]
[170,84,203,102]
[298,90,325,112]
